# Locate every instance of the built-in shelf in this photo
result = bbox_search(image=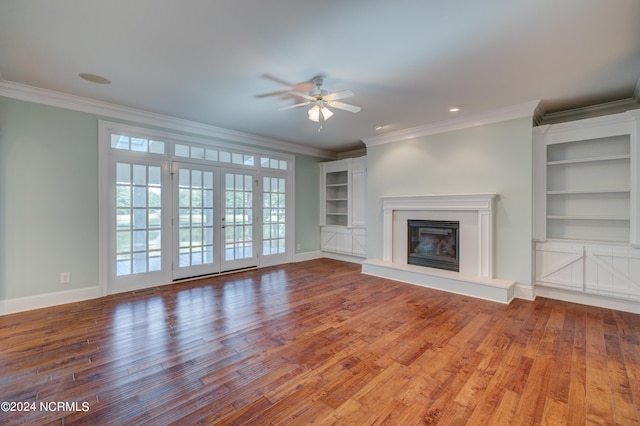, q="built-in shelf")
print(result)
[547,189,630,195]
[547,215,630,221]
[546,154,630,166]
